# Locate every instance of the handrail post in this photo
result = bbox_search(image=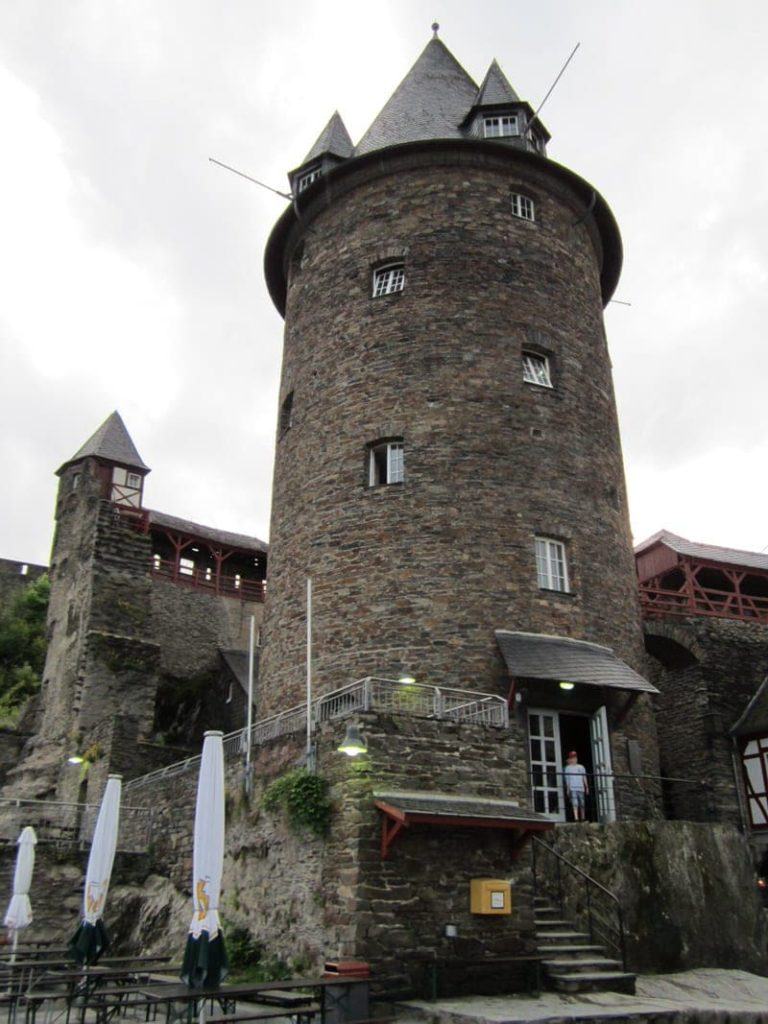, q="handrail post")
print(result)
[363,678,372,711]
[434,687,445,719]
[585,875,593,942]
[556,851,563,916]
